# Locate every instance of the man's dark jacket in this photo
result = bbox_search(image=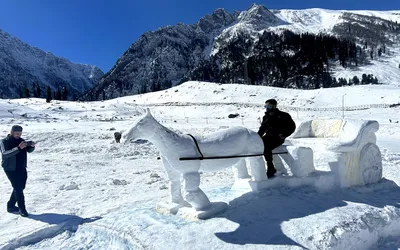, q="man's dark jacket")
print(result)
[258,109,296,140]
[1,135,35,171]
